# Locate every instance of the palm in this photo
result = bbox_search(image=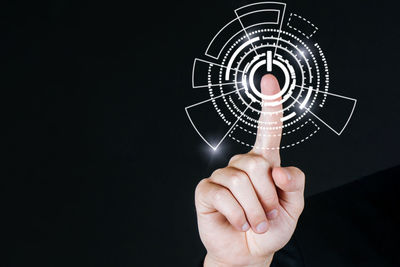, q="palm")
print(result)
[198,202,297,265]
